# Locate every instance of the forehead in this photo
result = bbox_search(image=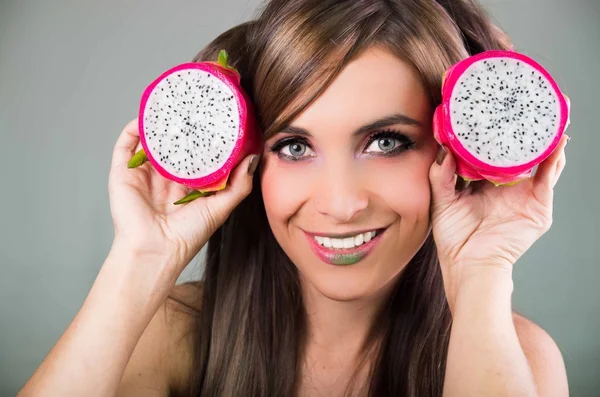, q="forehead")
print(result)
[290,46,430,129]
